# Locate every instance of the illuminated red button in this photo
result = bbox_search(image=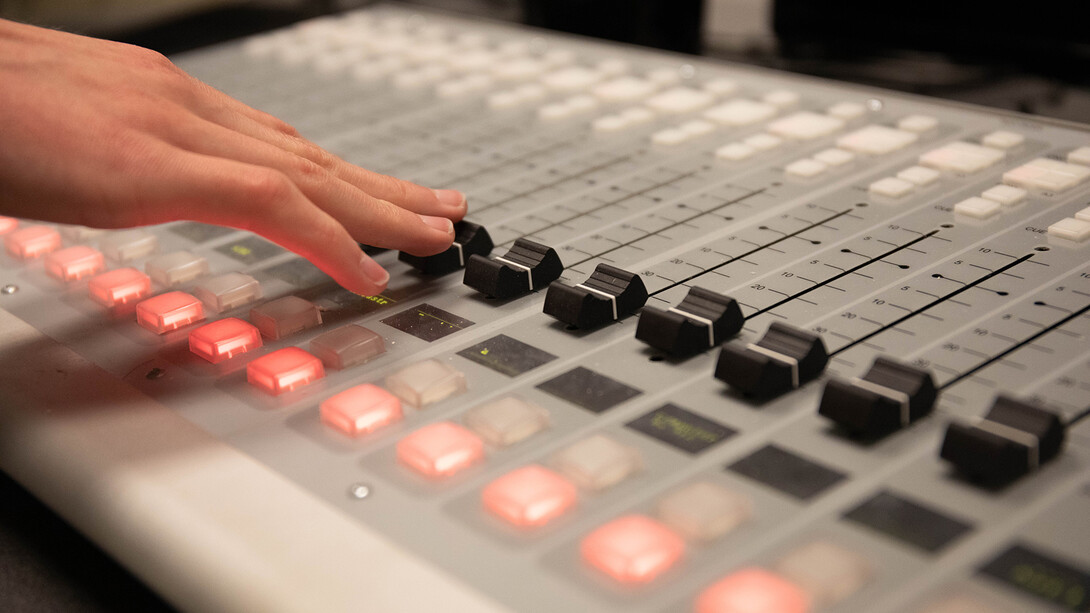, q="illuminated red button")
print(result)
[694,568,810,613]
[580,515,685,584]
[188,317,263,363]
[5,225,61,259]
[482,464,577,528]
[319,384,402,436]
[136,291,205,334]
[44,245,105,282]
[246,347,325,395]
[396,421,484,479]
[88,268,152,307]
[0,217,17,235]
